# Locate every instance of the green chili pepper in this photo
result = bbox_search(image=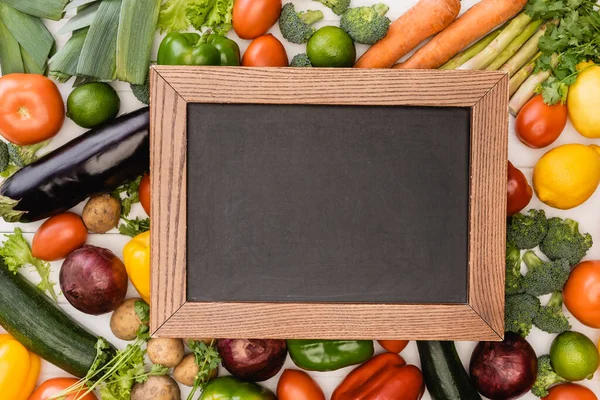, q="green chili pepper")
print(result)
[157,32,240,66]
[287,339,374,371]
[199,376,276,400]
